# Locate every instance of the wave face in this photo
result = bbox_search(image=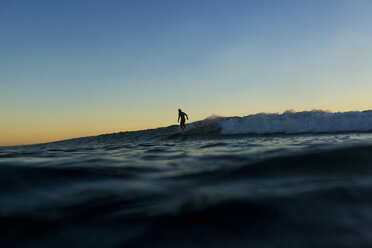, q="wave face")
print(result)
[81,110,372,145]
[44,110,372,146]
[219,110,372,135]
